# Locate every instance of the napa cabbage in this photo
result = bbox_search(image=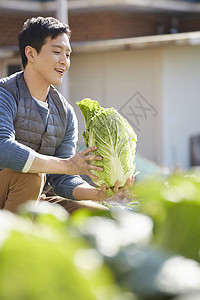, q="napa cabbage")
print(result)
[77,98,137,188]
